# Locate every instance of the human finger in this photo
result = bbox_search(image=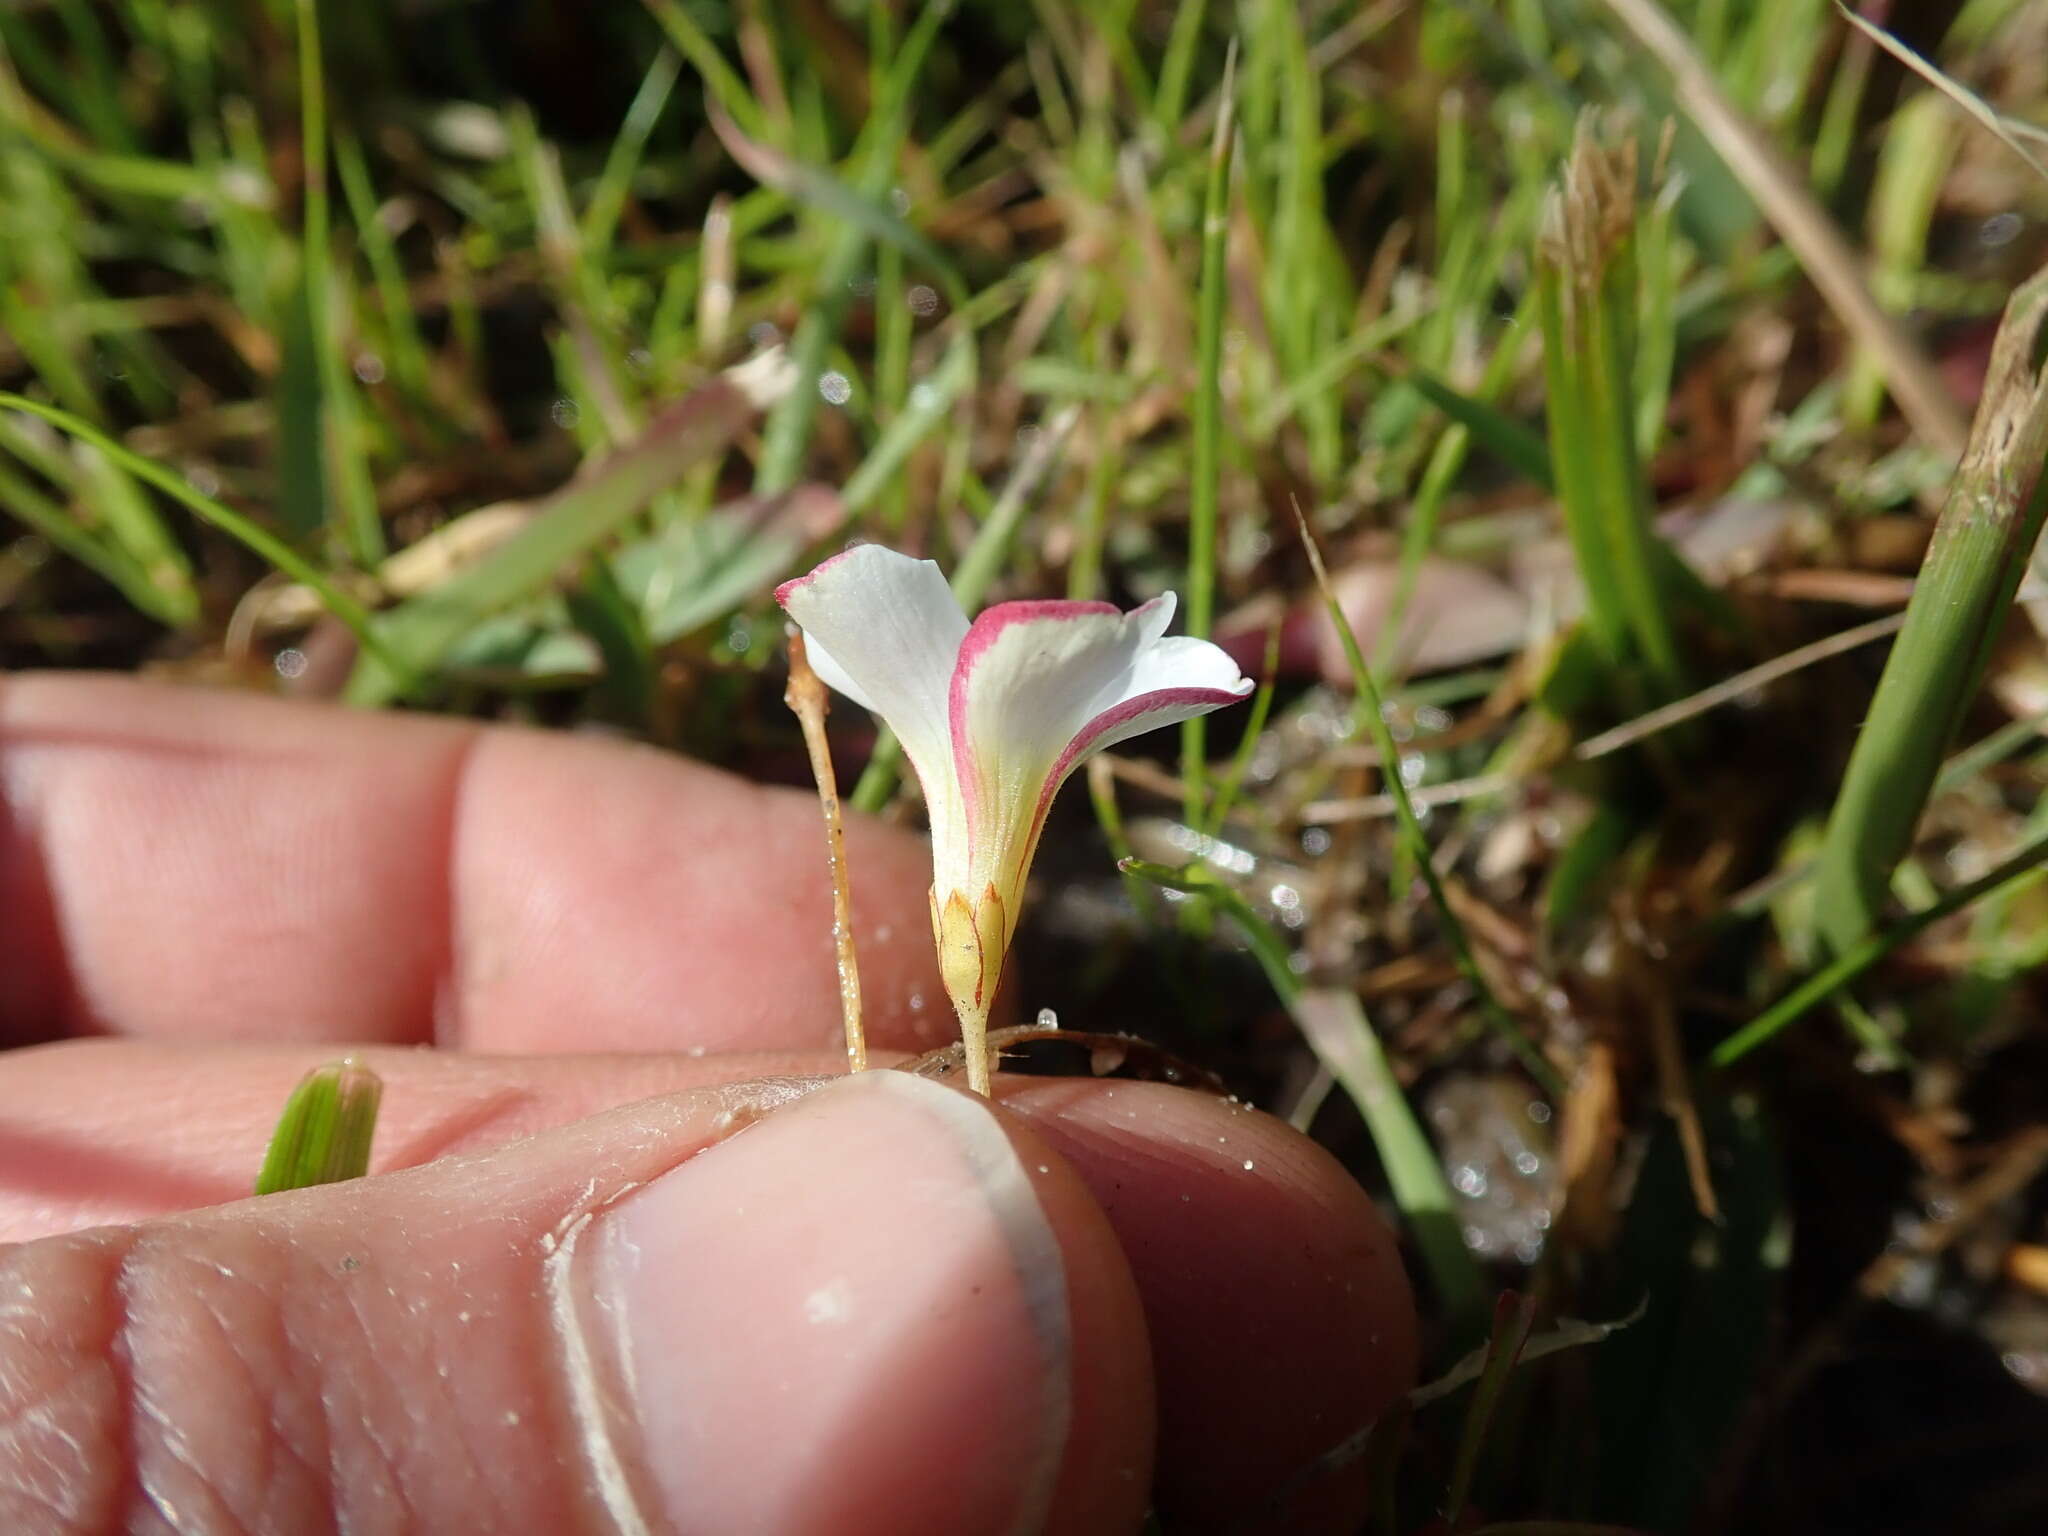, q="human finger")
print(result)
[0,1070,1153,1534]
[0,1041,1418,1530]
[0,673,951,1054]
